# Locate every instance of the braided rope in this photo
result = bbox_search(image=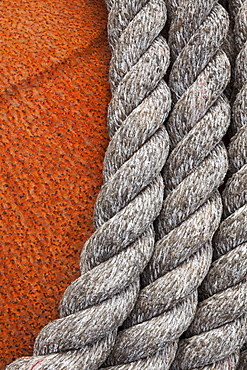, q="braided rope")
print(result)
[101,1,231,369]
[172,2,247,369]
[6,1,171,369]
